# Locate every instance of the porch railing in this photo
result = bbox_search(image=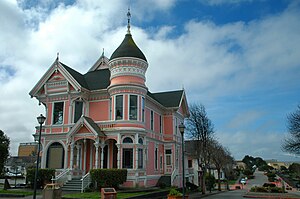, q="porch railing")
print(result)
[81,172,91,193]
[52,168,71,187]
[171,168,178,186]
